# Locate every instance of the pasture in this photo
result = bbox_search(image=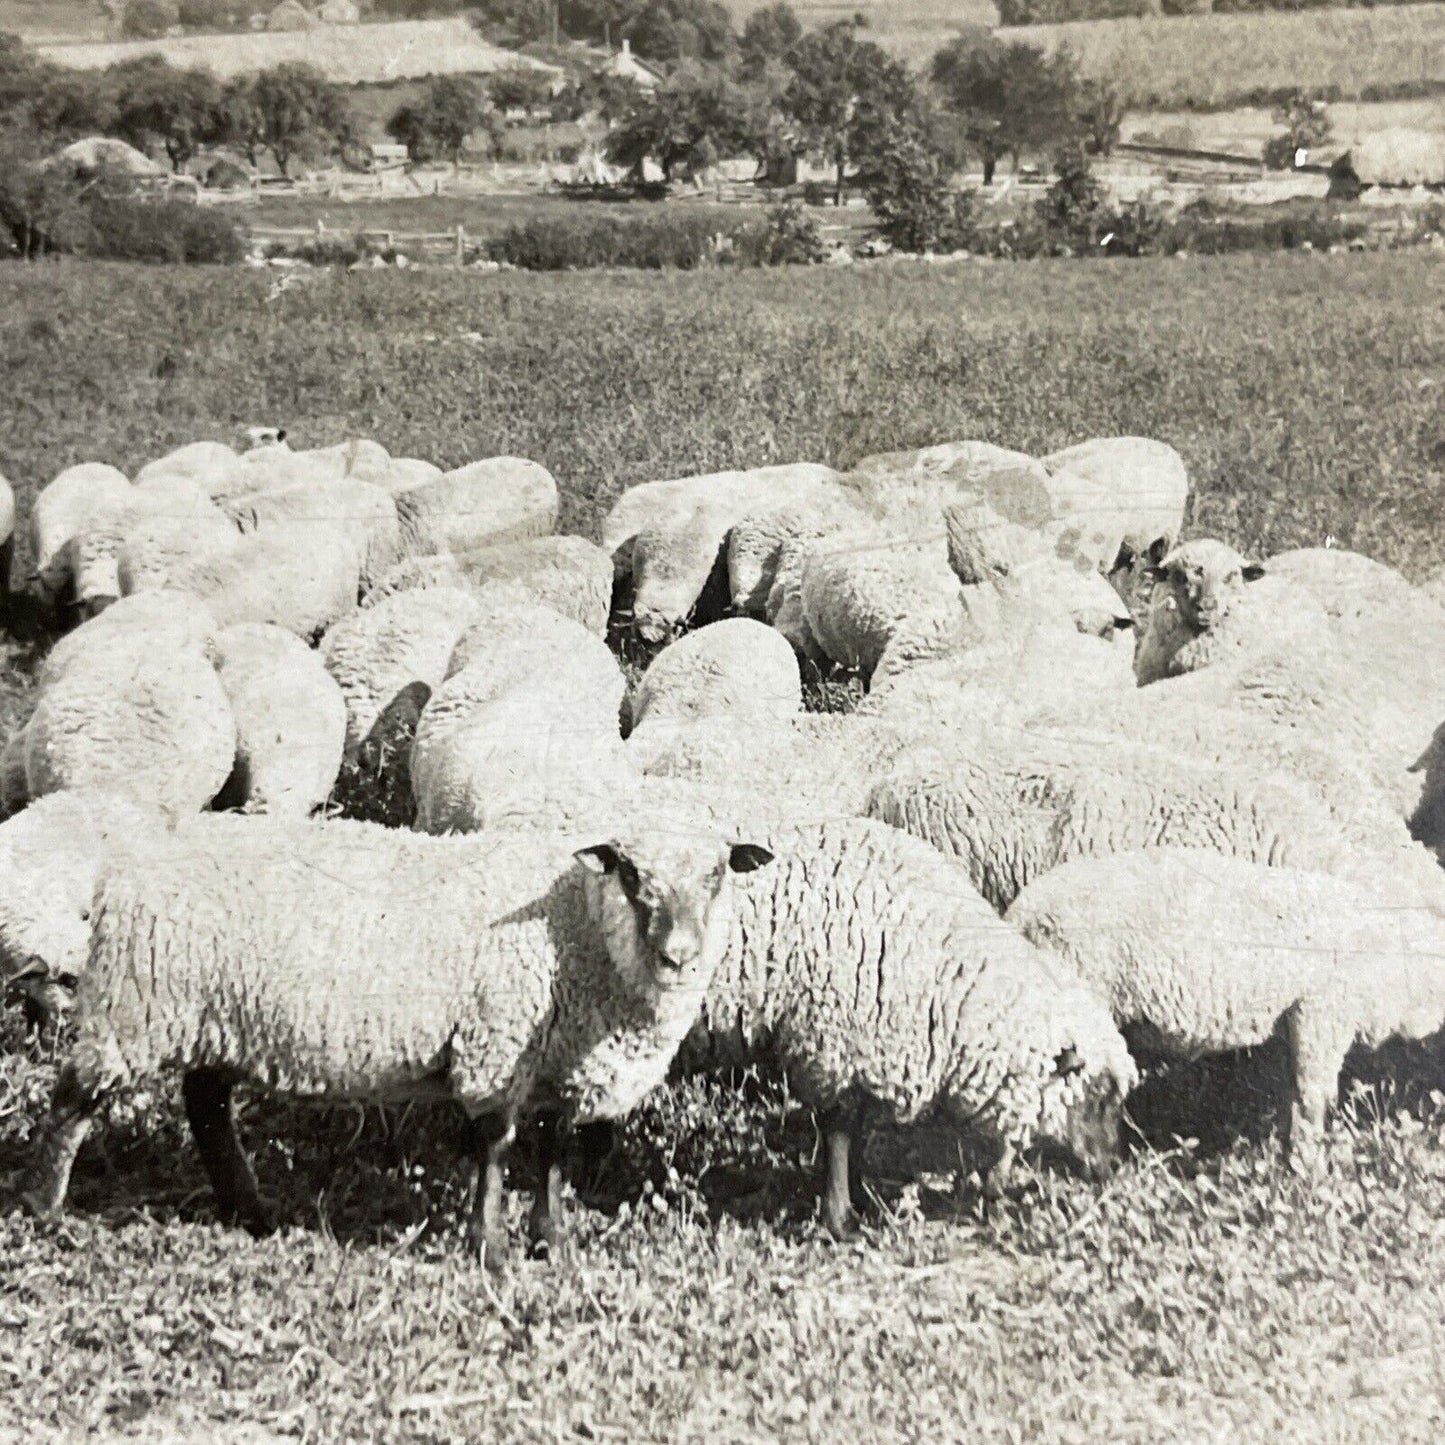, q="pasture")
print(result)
[2,250,1445,1441]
